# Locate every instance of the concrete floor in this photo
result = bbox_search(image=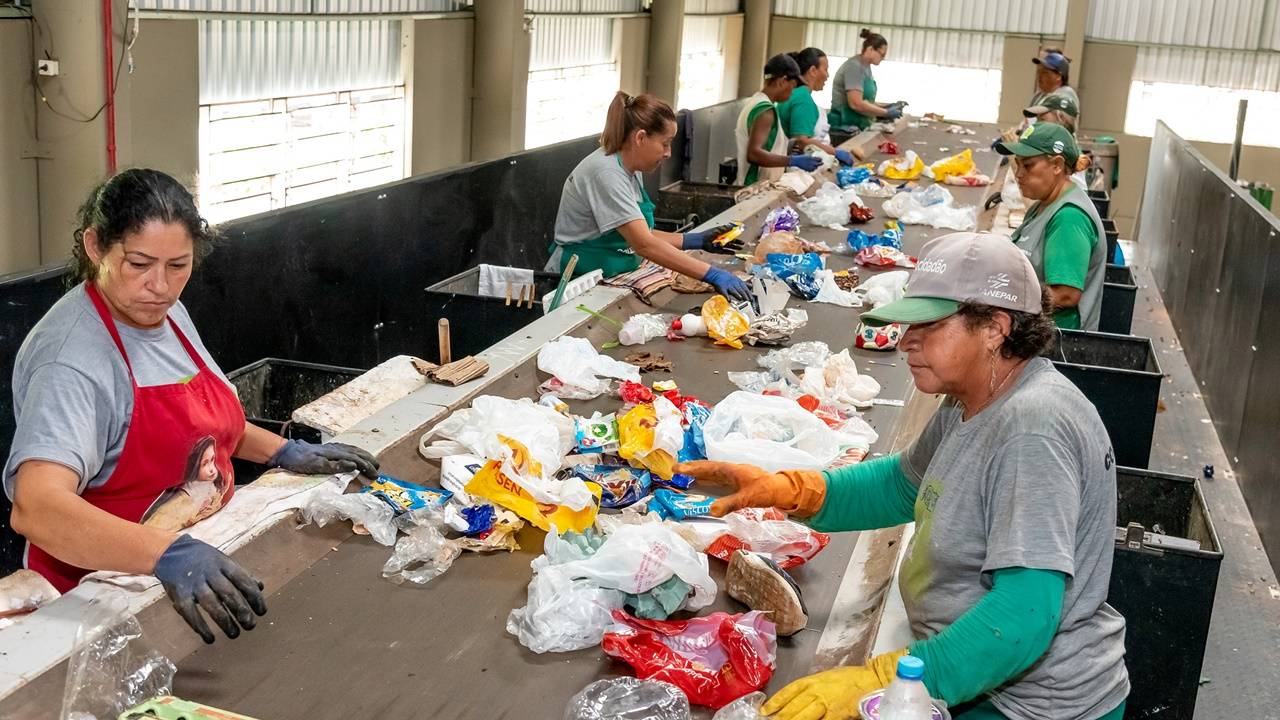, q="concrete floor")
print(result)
[1126,241,1280,718]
